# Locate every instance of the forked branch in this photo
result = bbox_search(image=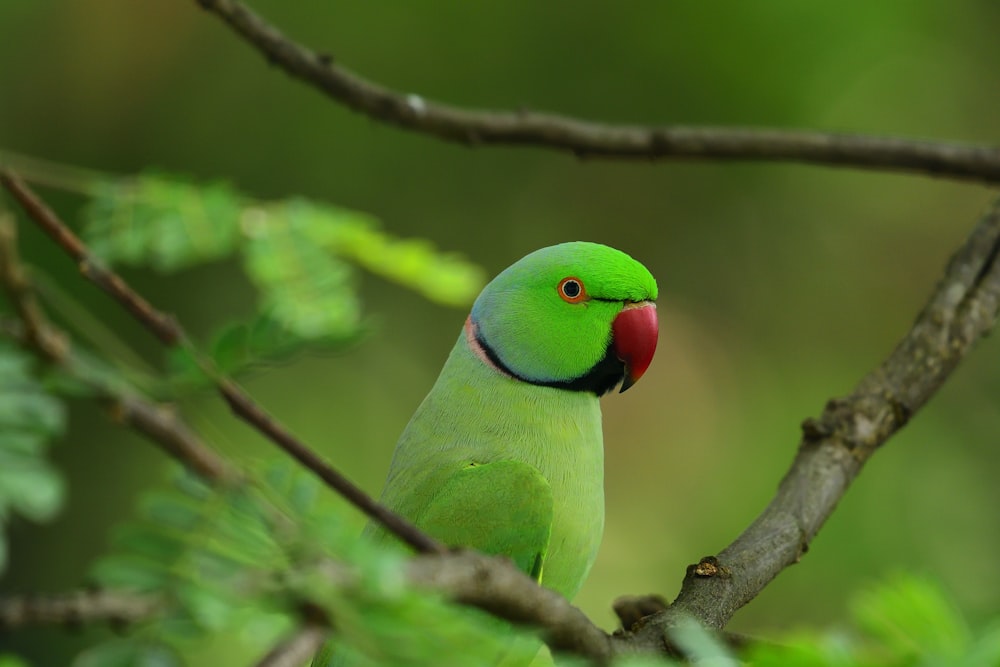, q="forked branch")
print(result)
[623,196,1000,650]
